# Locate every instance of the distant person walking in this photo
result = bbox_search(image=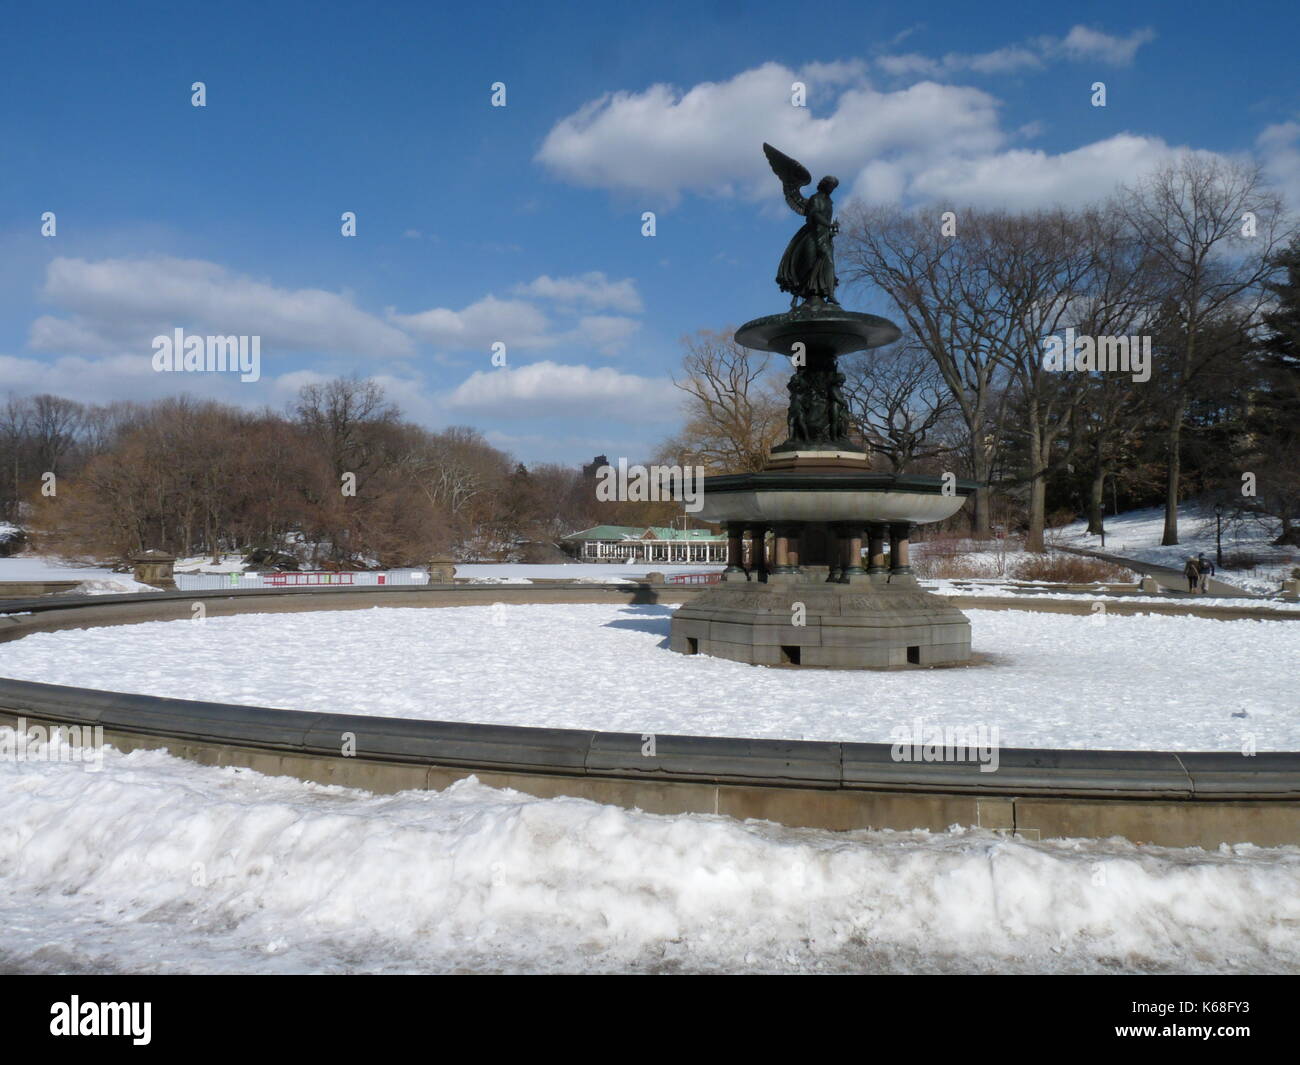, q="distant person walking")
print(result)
[1184,557,1201,592]
[1197,552,1215,593]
